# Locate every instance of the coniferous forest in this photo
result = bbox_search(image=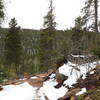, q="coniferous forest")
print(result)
[0,0,100,82]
